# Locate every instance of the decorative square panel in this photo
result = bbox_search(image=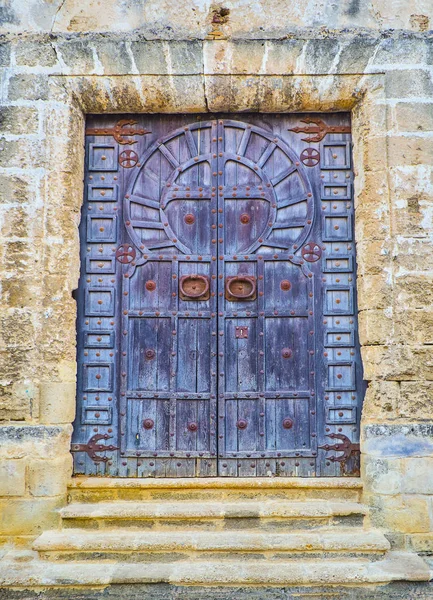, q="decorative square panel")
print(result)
[84,330,114,348]
[326,406,357,424]
[324,286,353,315]
[87,216,117,243]
[85,288,115,316]
[326,362,355,391]
[320,141,351,170]
[81,405,113,425]
[83,363,113,392]
[323,214,352,241]
[323,255,353,273]
[88,144,119,171]
[88,184,118,201]
[321,182,352,200]
[86,257,116,274]
[325,329,354,347]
